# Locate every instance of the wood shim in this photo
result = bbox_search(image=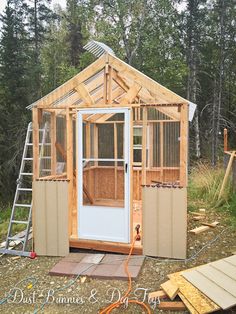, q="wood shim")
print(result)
[168,271,220,314]
[160,280,179,300]
[190,222,219,235]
